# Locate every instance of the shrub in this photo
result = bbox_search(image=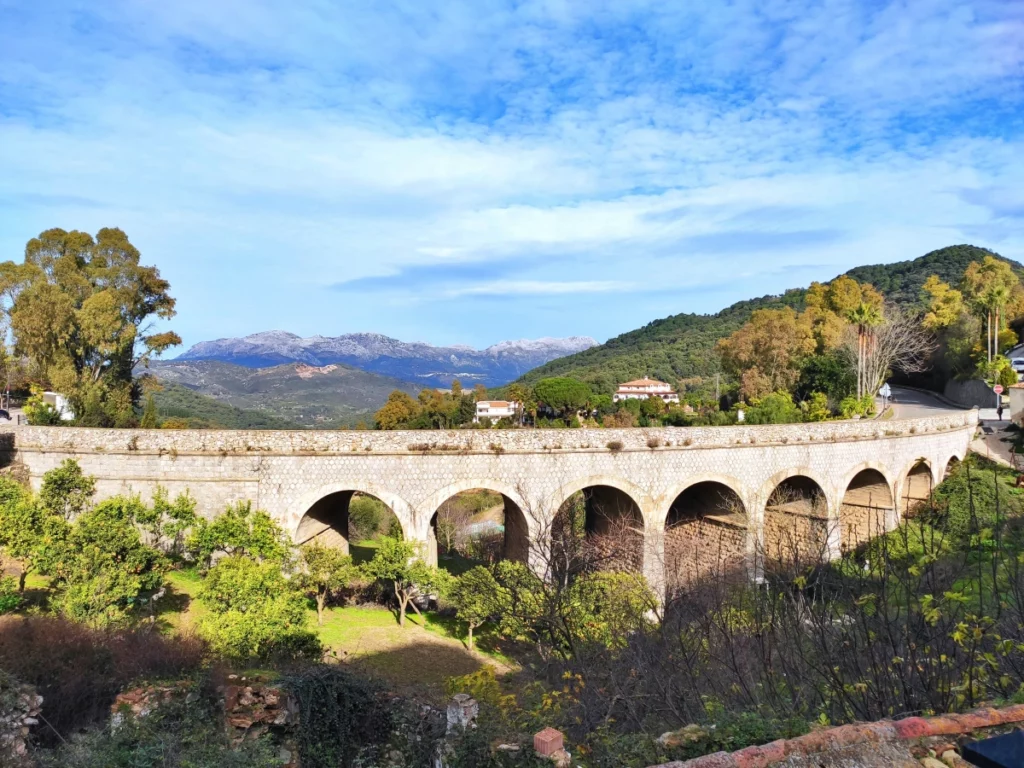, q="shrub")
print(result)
[35,676,279,768]
[39,459,95,520]
[197,555,320,662]
[282,666,393,768]
[48,496,167,627]
[187,501,291,569]
[606,440,624,452]
[0,617,204,743]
